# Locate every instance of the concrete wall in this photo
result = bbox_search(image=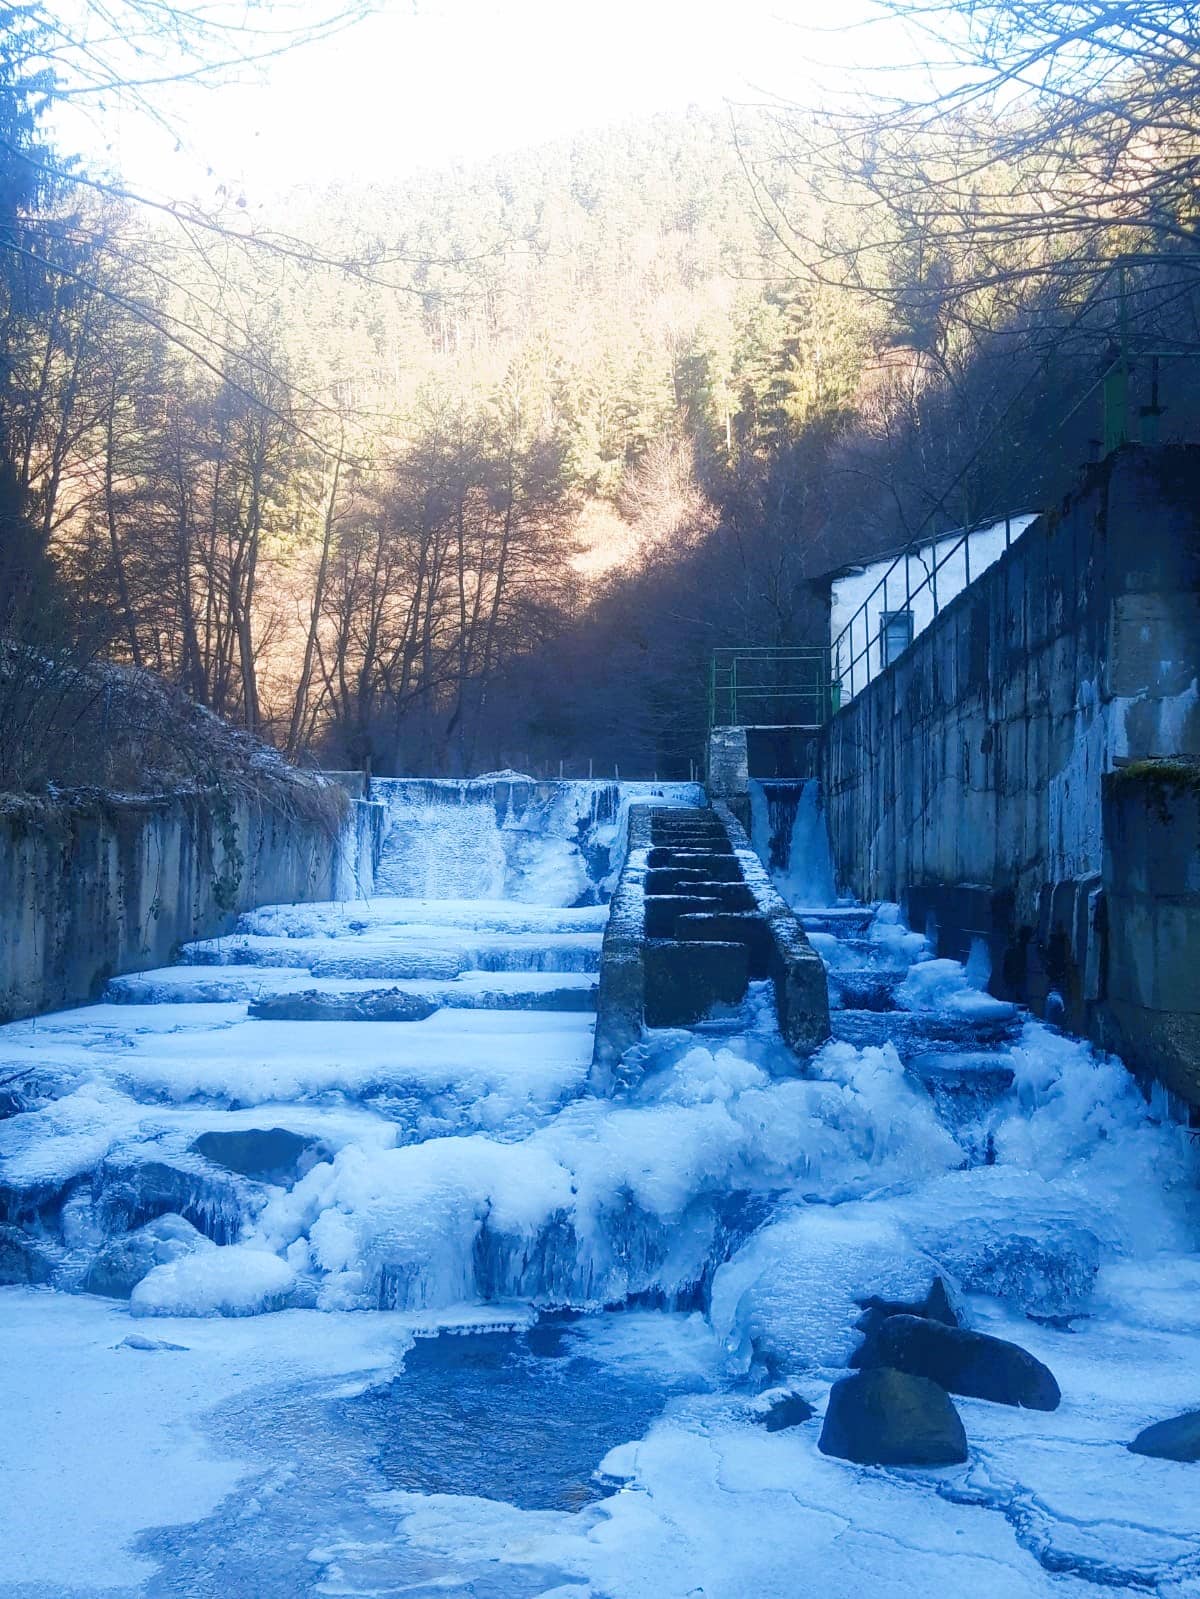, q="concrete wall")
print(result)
[821,445,1200,1090]
[1101,761,1200,1104]
[0,787,377,1022]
